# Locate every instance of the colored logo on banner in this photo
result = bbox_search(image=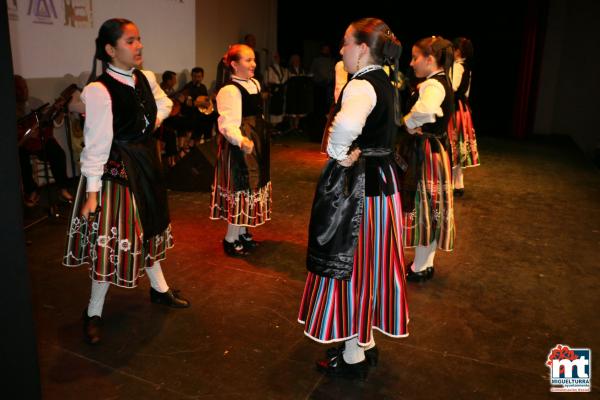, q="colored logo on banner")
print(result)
[64,0,93,28]
[8,0,19,21]
[546,344,591,392]
[28,0,58,25]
